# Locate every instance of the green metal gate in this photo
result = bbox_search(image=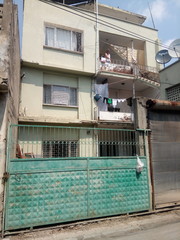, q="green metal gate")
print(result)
[4,125,150,231]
